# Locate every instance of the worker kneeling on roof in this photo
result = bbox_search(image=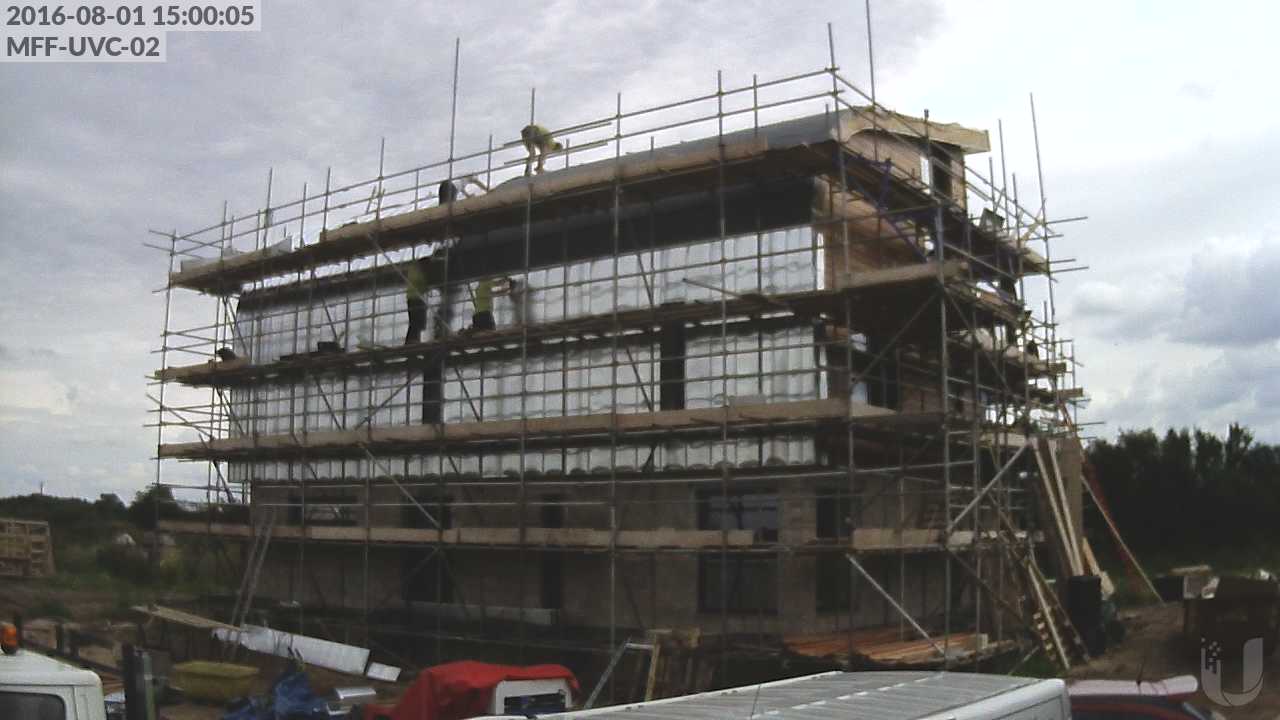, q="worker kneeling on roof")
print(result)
[521,124,562,176]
